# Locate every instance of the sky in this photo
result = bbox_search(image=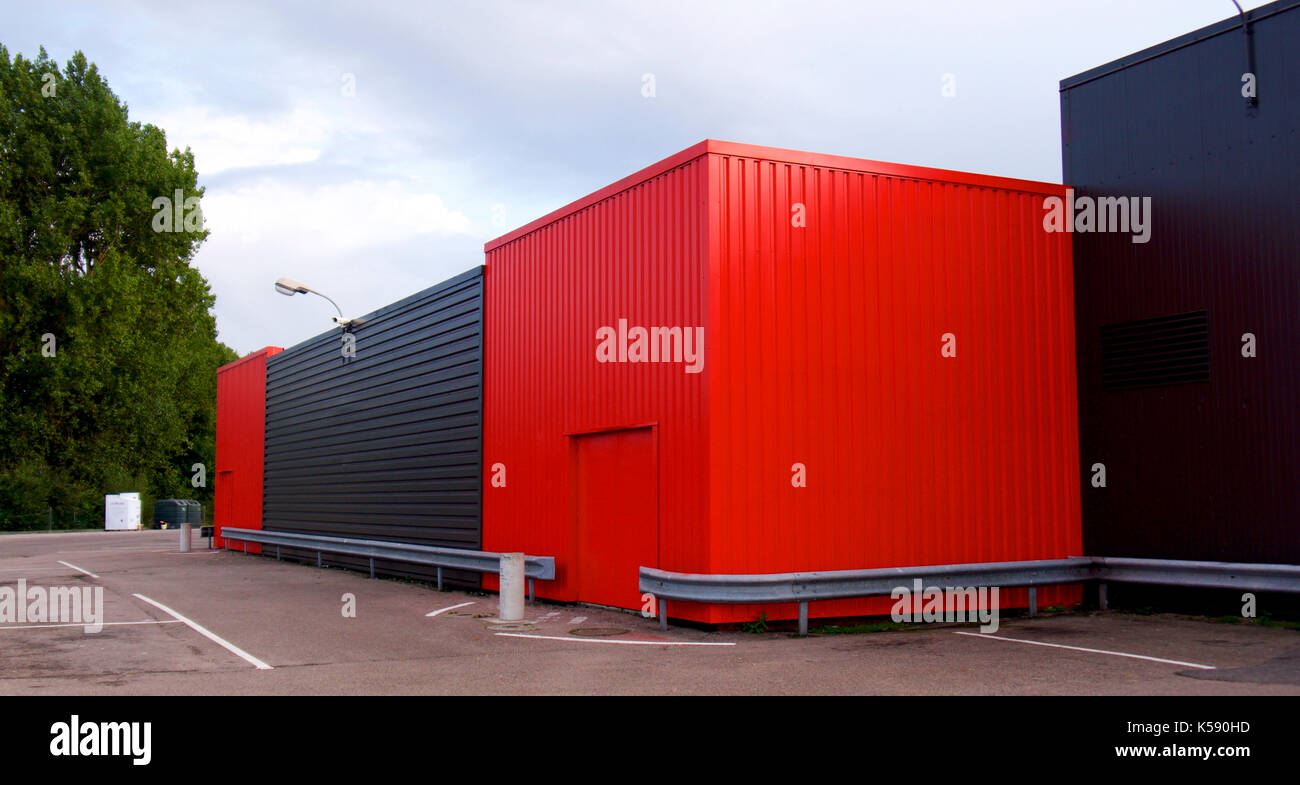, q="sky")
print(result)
[6,0,1272,355]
